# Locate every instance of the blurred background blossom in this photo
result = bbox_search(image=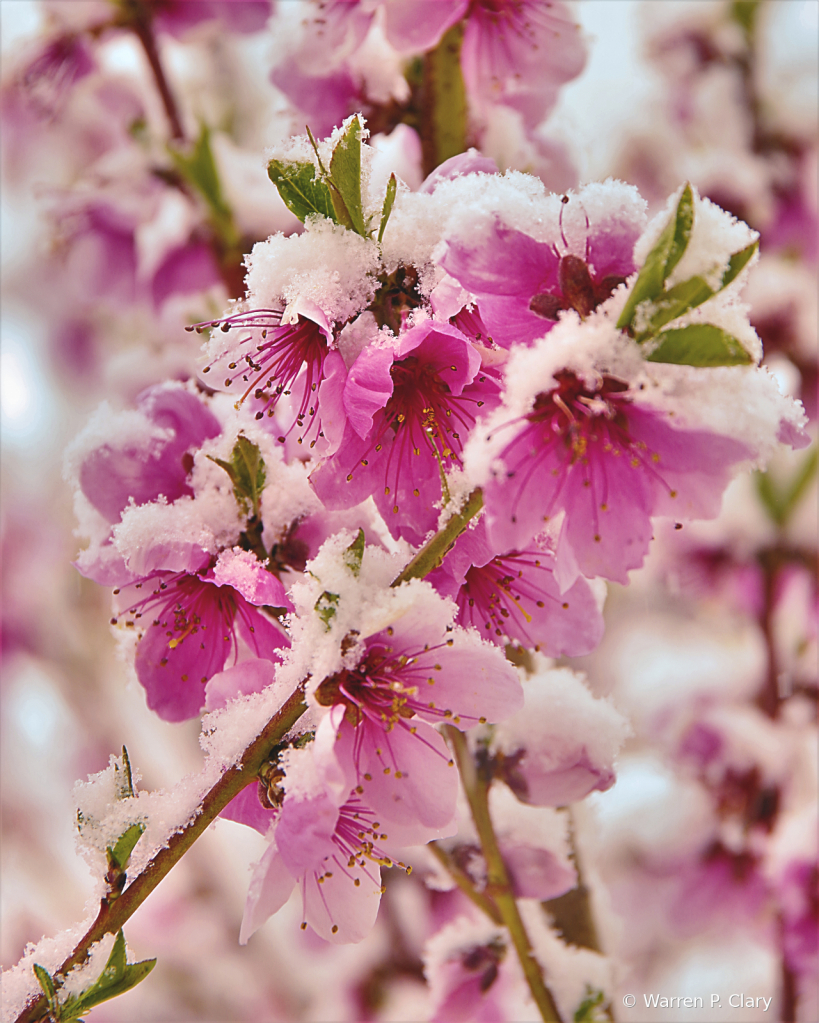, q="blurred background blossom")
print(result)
[1,2,816,1021]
